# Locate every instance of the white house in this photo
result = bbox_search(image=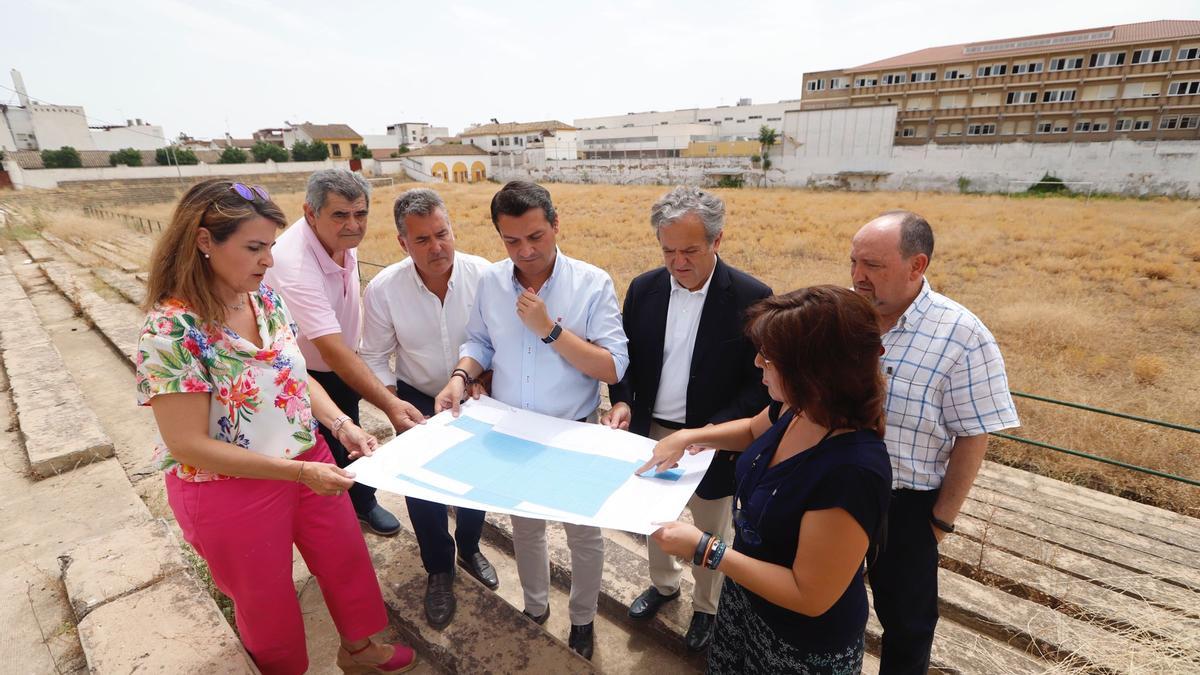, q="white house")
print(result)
[387,144,492,183]
[573,99,797,158]
[460,120,577,158]
[386,122,450,148]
